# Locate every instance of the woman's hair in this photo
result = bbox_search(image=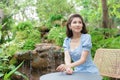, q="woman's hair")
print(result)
[66,14,88,38]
